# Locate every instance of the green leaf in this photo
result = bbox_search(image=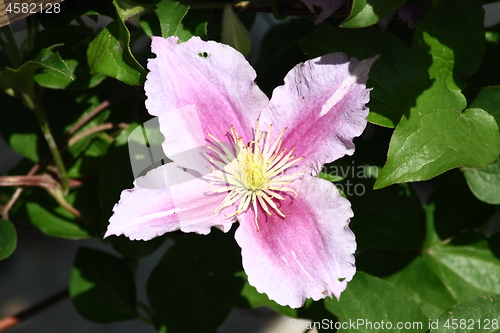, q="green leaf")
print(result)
[222,4,251,56]
[31,48,74,78]
[154,0,211,41]
[67,148,104,179]
[341,0,407,28]
[412,0,485,90]
[140,12,161,37]
[0,47,74,98]
[387,257,457,319]
[9,133,39,162]
[34,58,105,89]
[30,27,106,89]
[67,135,111,178]
[464,86,500,204]
[177,7,211,41]
[325,271,428,332]
[424,241,500,302]
[300,27,429,128]
[239,279,297,318]
[147,230,244,333]
[0,92,42,162]
[318,171,344,183]
[464,157,500,205]
[25,188,96,239]
[87,1,146,86]
[431,294,500,332]
[387,198,500,319]
[26,201,91,239]
[69,247,138,323]
[155,0,189,39]
[114,0,146,21]
[0,219,17,260]
[375,78,500,189]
